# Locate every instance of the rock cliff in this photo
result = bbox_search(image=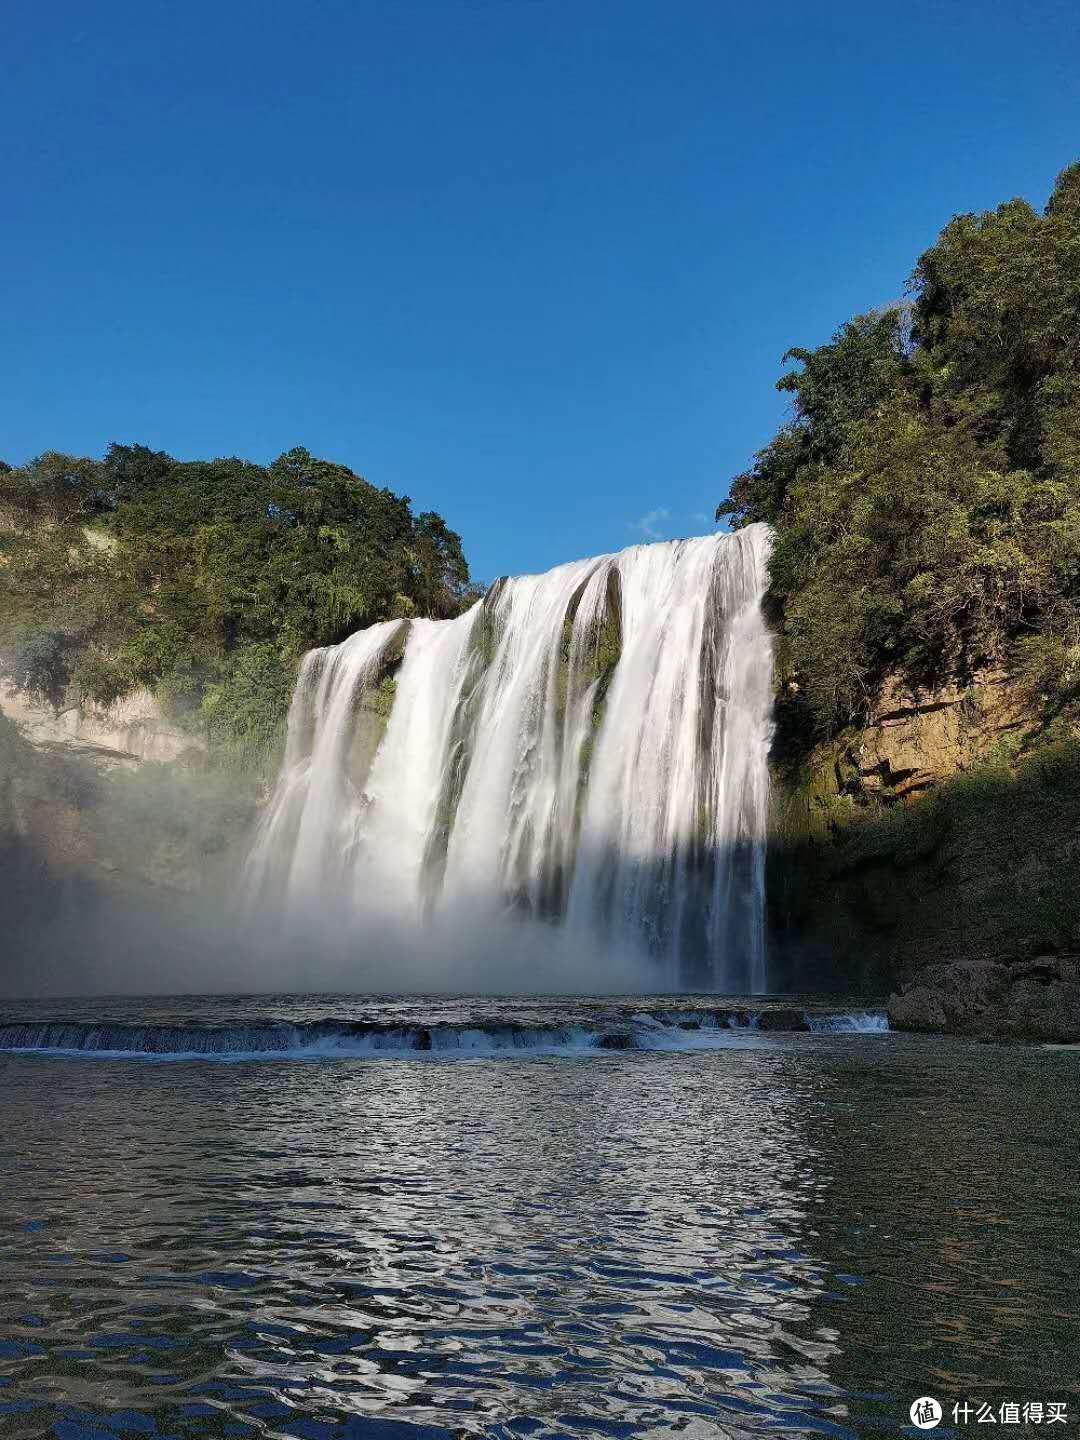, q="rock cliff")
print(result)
[1,681,196,765]
[0,688,260,914]
[767,673,1080,994]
